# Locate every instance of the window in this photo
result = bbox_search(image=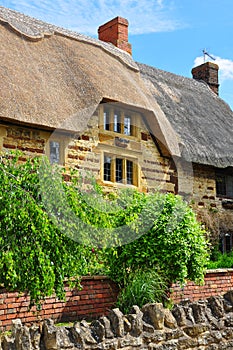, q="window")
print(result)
[104,156,111,181]
[124,116,131,136]
[126,160,133,184]
[102,105,138,137]
[103,154,138,186]
[220,232,233,253]
[50,141,60,164]
[116,158,123,182]
[104,109,110,131]
[216,172,233,198]
[114,111,121,133]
